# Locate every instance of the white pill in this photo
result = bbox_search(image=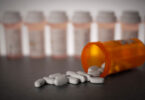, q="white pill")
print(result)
[77,71,90,81]
[88,70,101,77]
[67,76,79,84]
[89,77,104,84]
[34,78,45,87]
[49,73,62,78]
[54,75,68,86]
[88,66,100,72]
[66,71,86,83]
[43,77,55,84]
[88,66,103,76]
